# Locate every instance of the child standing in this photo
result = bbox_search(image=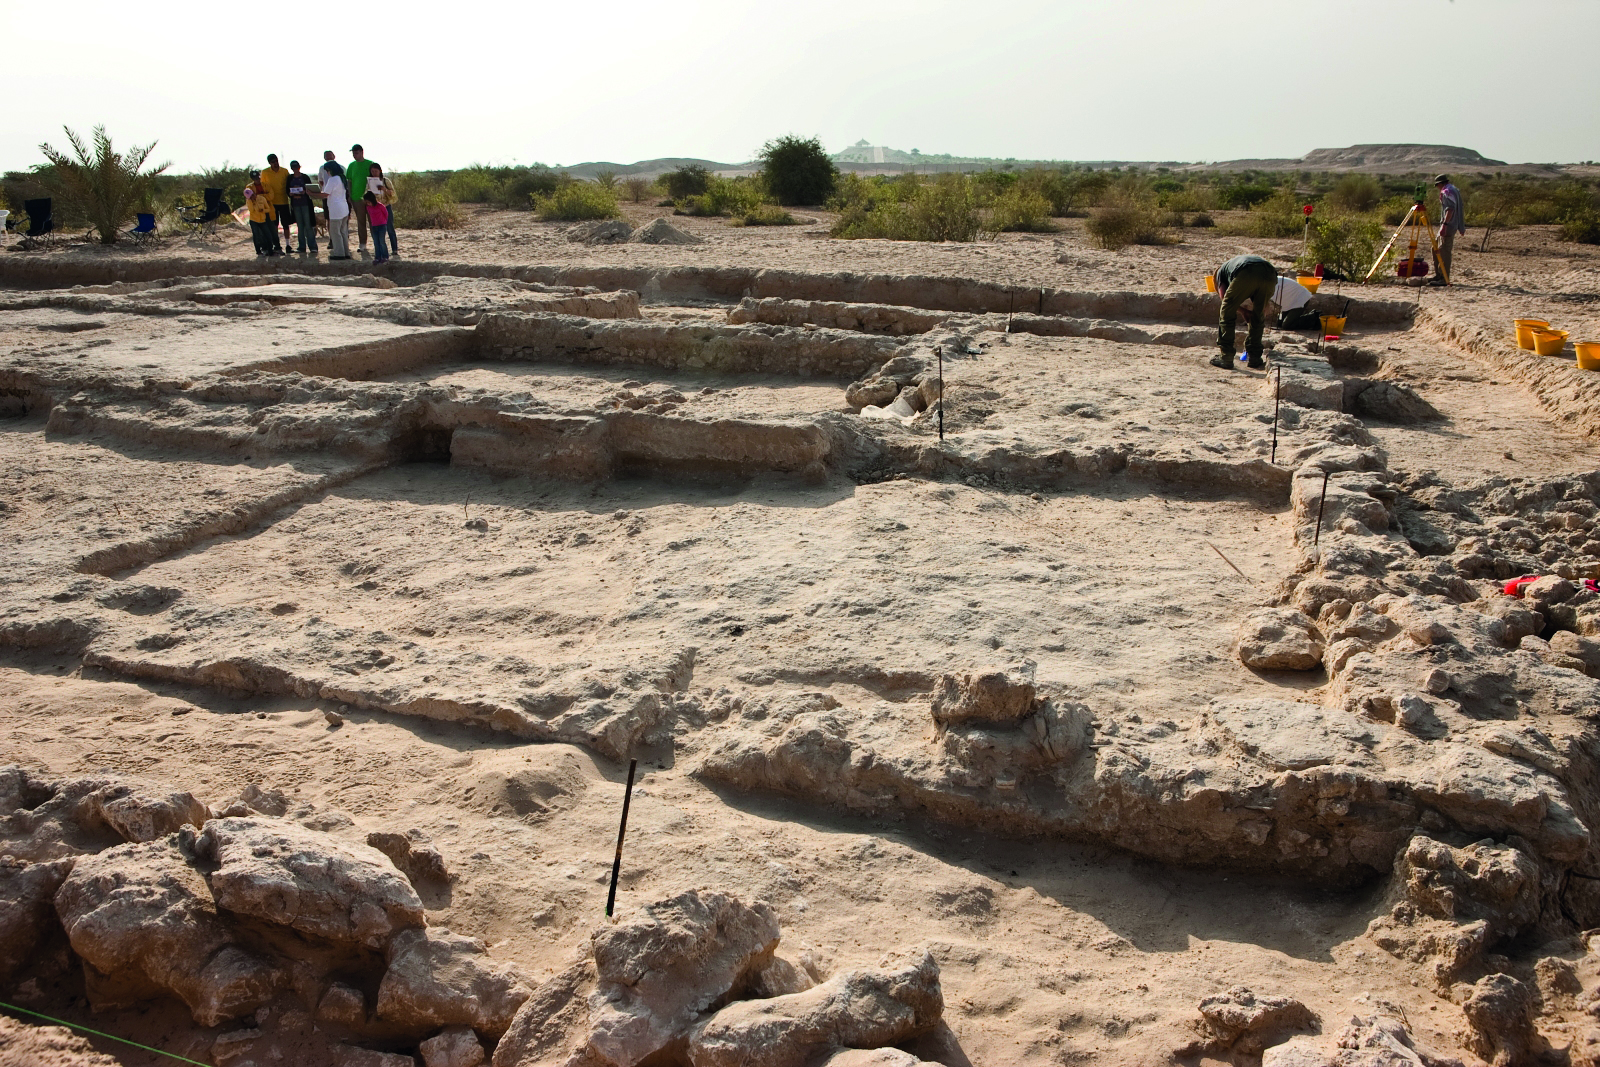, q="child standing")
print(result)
[367,163,399,257]
[244,174,278,256]
[365,192,391,264]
